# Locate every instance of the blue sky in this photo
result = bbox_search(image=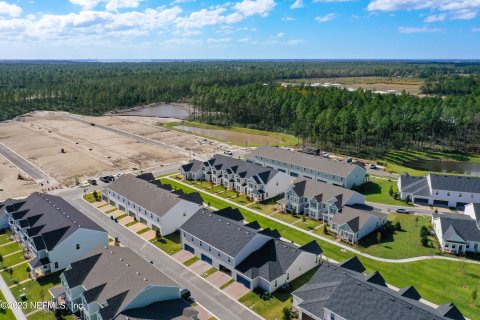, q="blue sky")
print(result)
[0,0,479,59]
